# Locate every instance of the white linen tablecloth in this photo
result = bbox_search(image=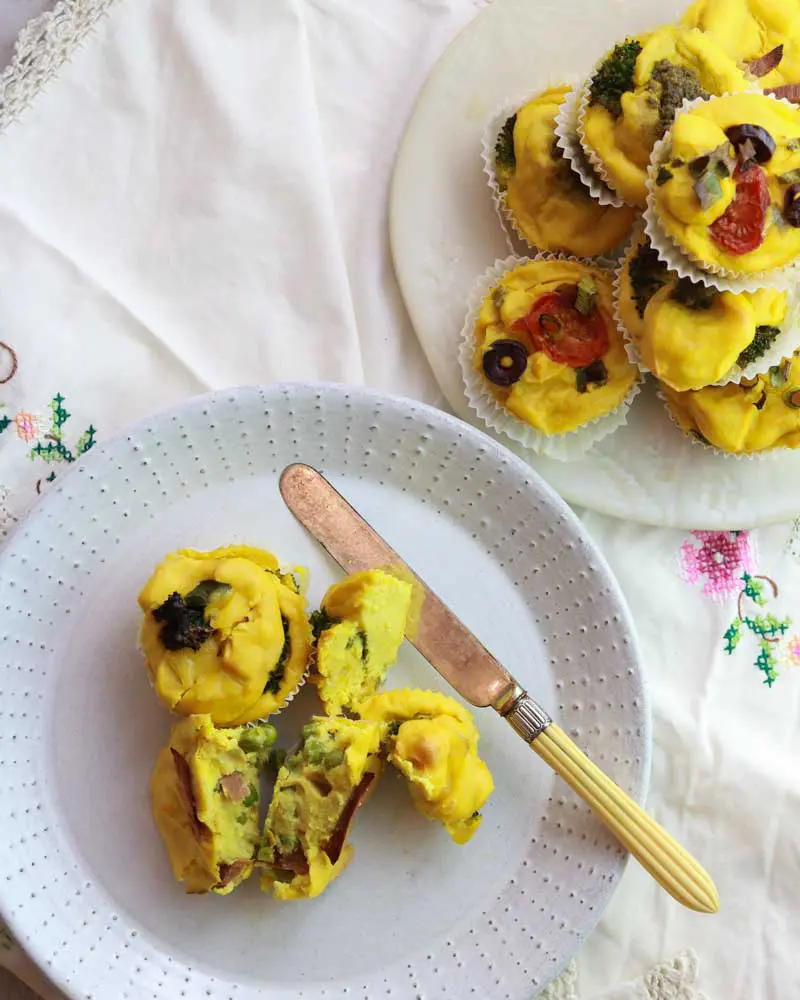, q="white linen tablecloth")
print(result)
[0,2,798,998]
